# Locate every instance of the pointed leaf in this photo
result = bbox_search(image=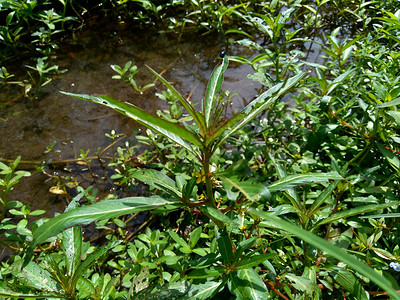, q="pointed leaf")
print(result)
[146,66,206,134]
[308,180,339,216]
[27,196,180,256]
[228,268,269,300]
[204,56,229,128]
[214,72,305,150]
[250,208,400,299]
[377,142,400,172]
[71,242,115,287]
[236,253,274,270]
[316,201,400,226]
[0,281,64,298]
[184,281,222,300]
[62,193,83,277]
[329,266,369,300]
[219,175,270,202]
[60,92,201,157]
[268,172,343,192]
[18,261,60,292]
[129,169,182,199]
[218,230,233,265]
